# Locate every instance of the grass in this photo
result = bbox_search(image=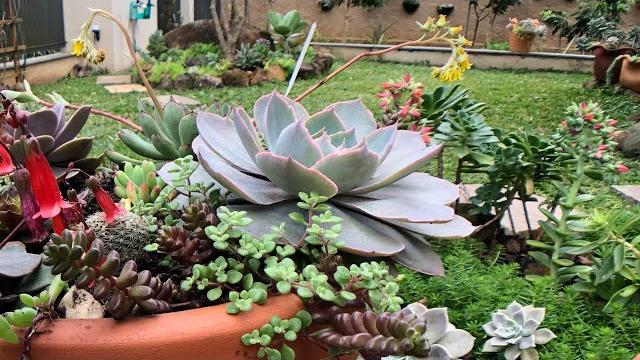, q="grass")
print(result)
[32,60,640,358]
